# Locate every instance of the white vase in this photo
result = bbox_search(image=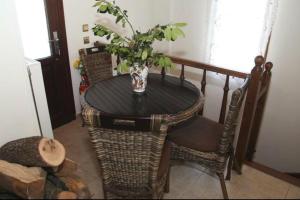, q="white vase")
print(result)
[129,63,149,93]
